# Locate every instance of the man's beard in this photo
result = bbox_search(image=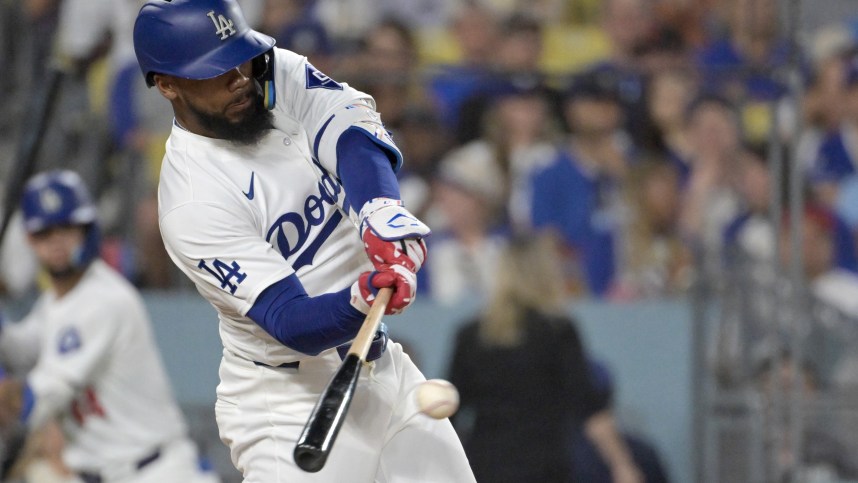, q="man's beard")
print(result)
[188,86,274,146]
[48,264,83,279]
